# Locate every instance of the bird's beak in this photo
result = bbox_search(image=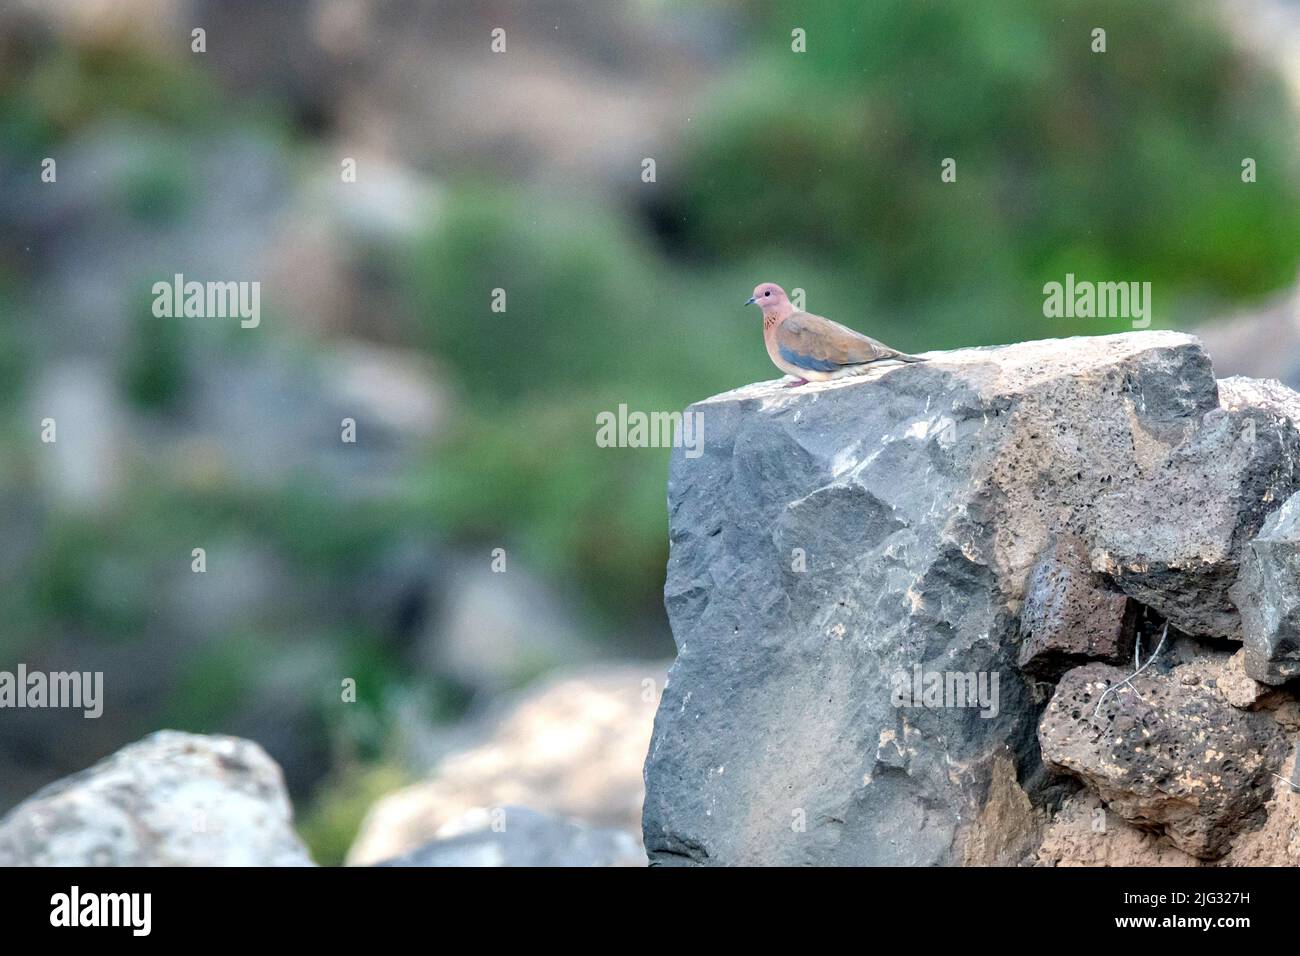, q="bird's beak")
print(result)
[744,296,756,306]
